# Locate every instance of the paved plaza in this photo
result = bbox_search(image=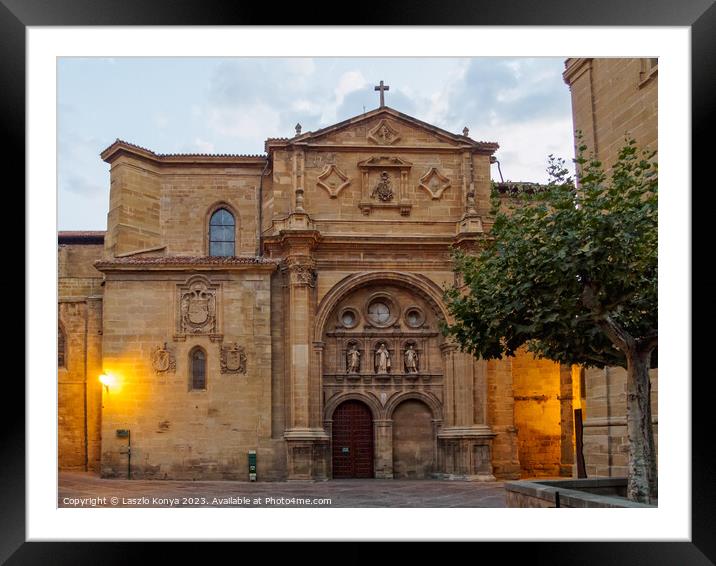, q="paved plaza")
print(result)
[59,472,507,508]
